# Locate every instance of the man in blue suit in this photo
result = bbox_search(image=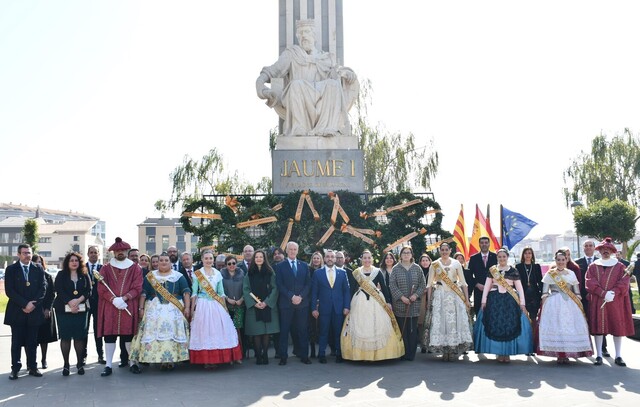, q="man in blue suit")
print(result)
[311,250,350,363]
[4,244,46,379]
[276,241,312,365]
